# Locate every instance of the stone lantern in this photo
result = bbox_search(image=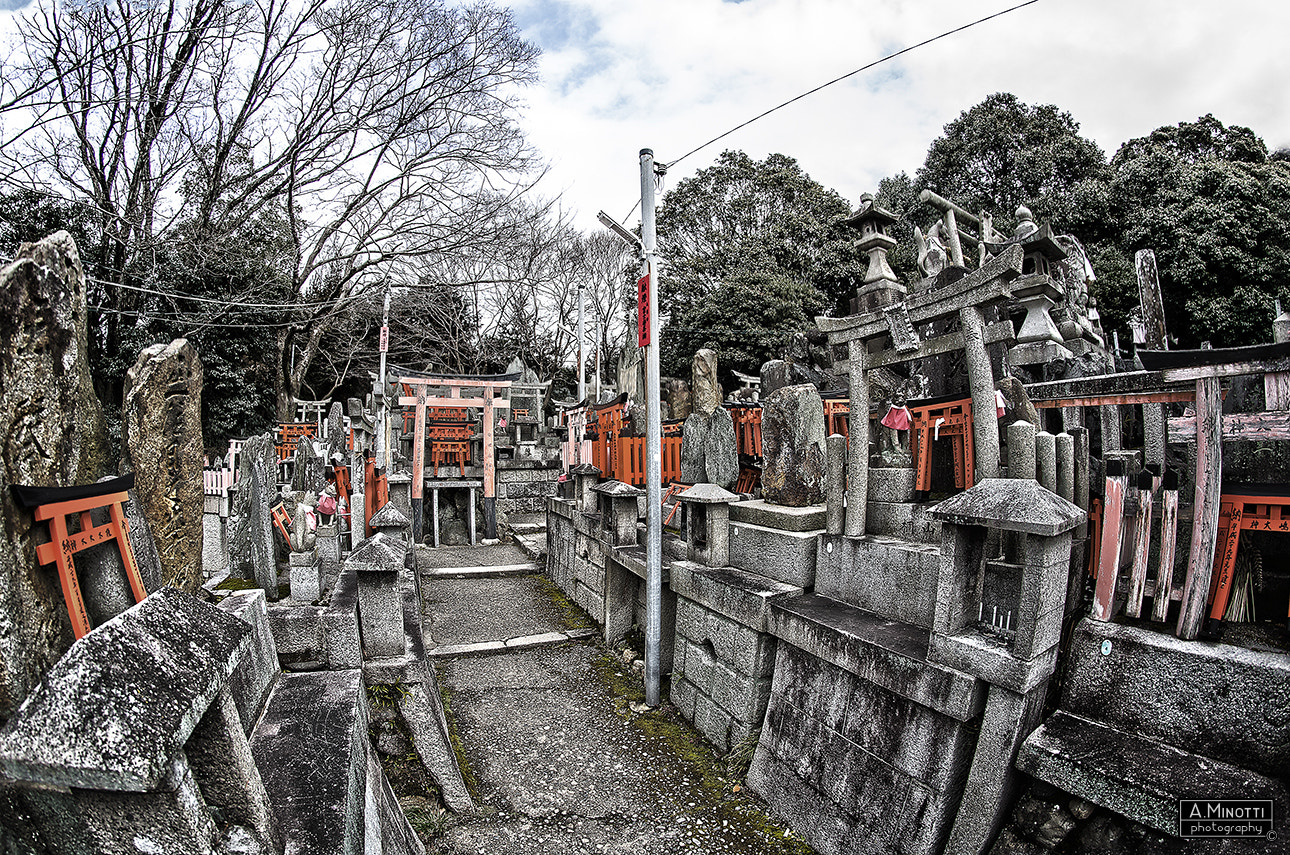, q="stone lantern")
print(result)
[678,483,739,568]
[592,479,643,547]
[842,193,906,314]
[928,478,1084,692]
[987,207,1072,365]
[570,463,601,514]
